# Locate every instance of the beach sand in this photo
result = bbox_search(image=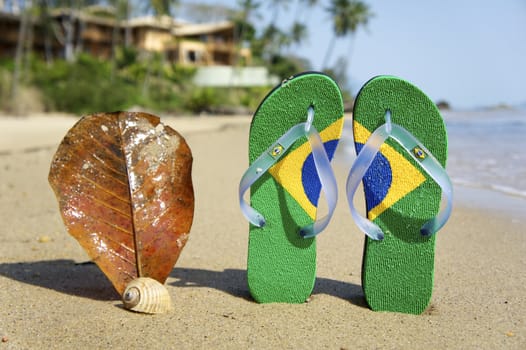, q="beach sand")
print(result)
[0,114,524,349]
